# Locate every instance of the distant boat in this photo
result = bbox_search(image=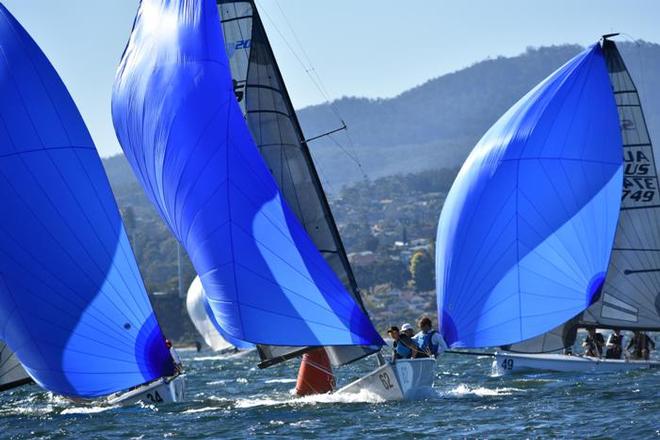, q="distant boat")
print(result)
[436,35,660,373]
[186,275,254,353]
[0,342,32,392]
[112,0,435,401]
[0,5,183,404]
